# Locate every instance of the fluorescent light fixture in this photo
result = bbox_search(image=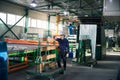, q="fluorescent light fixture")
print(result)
[109,0,113,3]
[85,15,88,17]
[63,11,69,16]
[30,0,37,7]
